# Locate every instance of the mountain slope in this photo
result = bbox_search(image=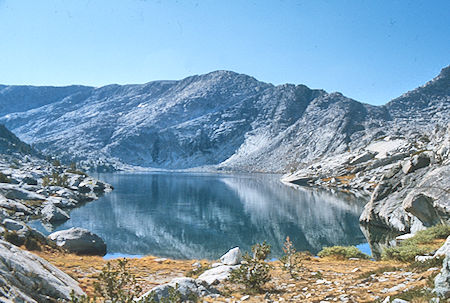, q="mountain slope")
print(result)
[0,67,448,172]
[0,85,93,116]
[0,124,36,156]
[386,66,450,122]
